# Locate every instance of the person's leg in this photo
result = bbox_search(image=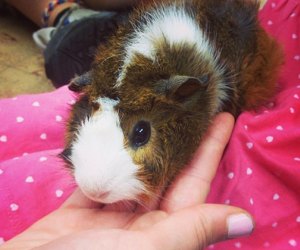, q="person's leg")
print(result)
[5,0,76,27]
[83,0,140,10]
[6,0,268,27]
[5,0,128,87]
[34,1,130,87]
[84,0,267,11]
